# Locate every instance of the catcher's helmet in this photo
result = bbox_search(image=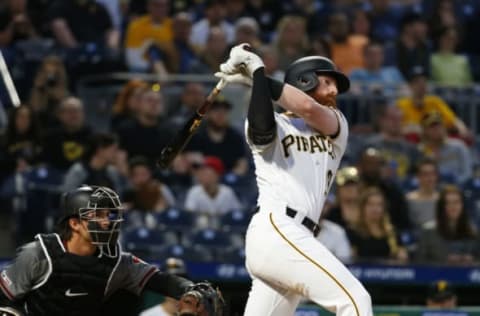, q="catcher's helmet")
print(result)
[284,56,350,93]
[59,185,123,255]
